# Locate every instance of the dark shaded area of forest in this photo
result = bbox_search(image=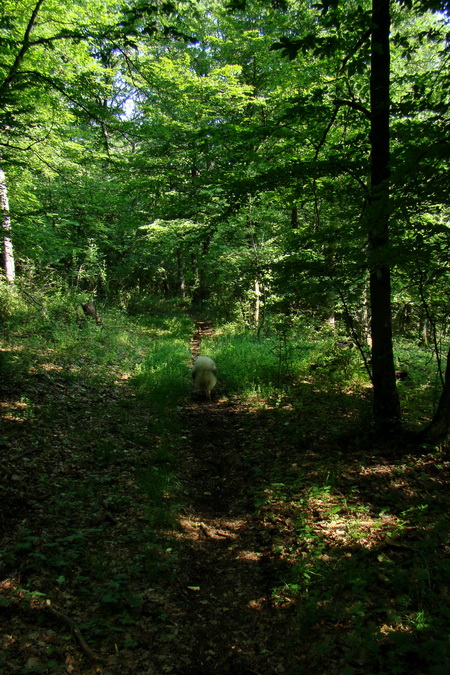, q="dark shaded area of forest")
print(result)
[1,309,449,673]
